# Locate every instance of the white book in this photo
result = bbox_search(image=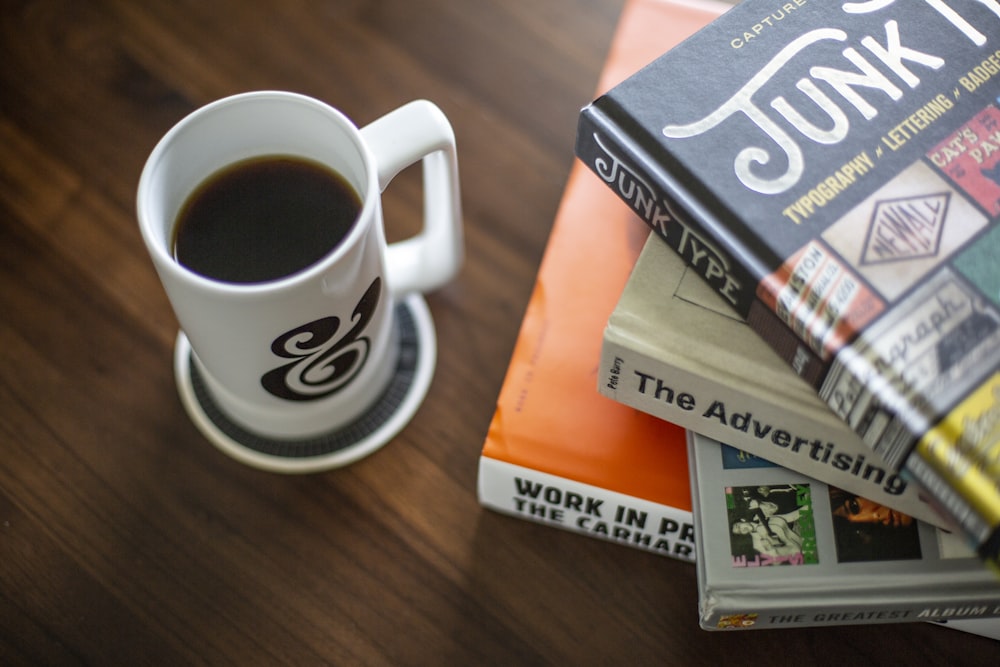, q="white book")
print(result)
[688,430,1000,631]
[601,235,945,527]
